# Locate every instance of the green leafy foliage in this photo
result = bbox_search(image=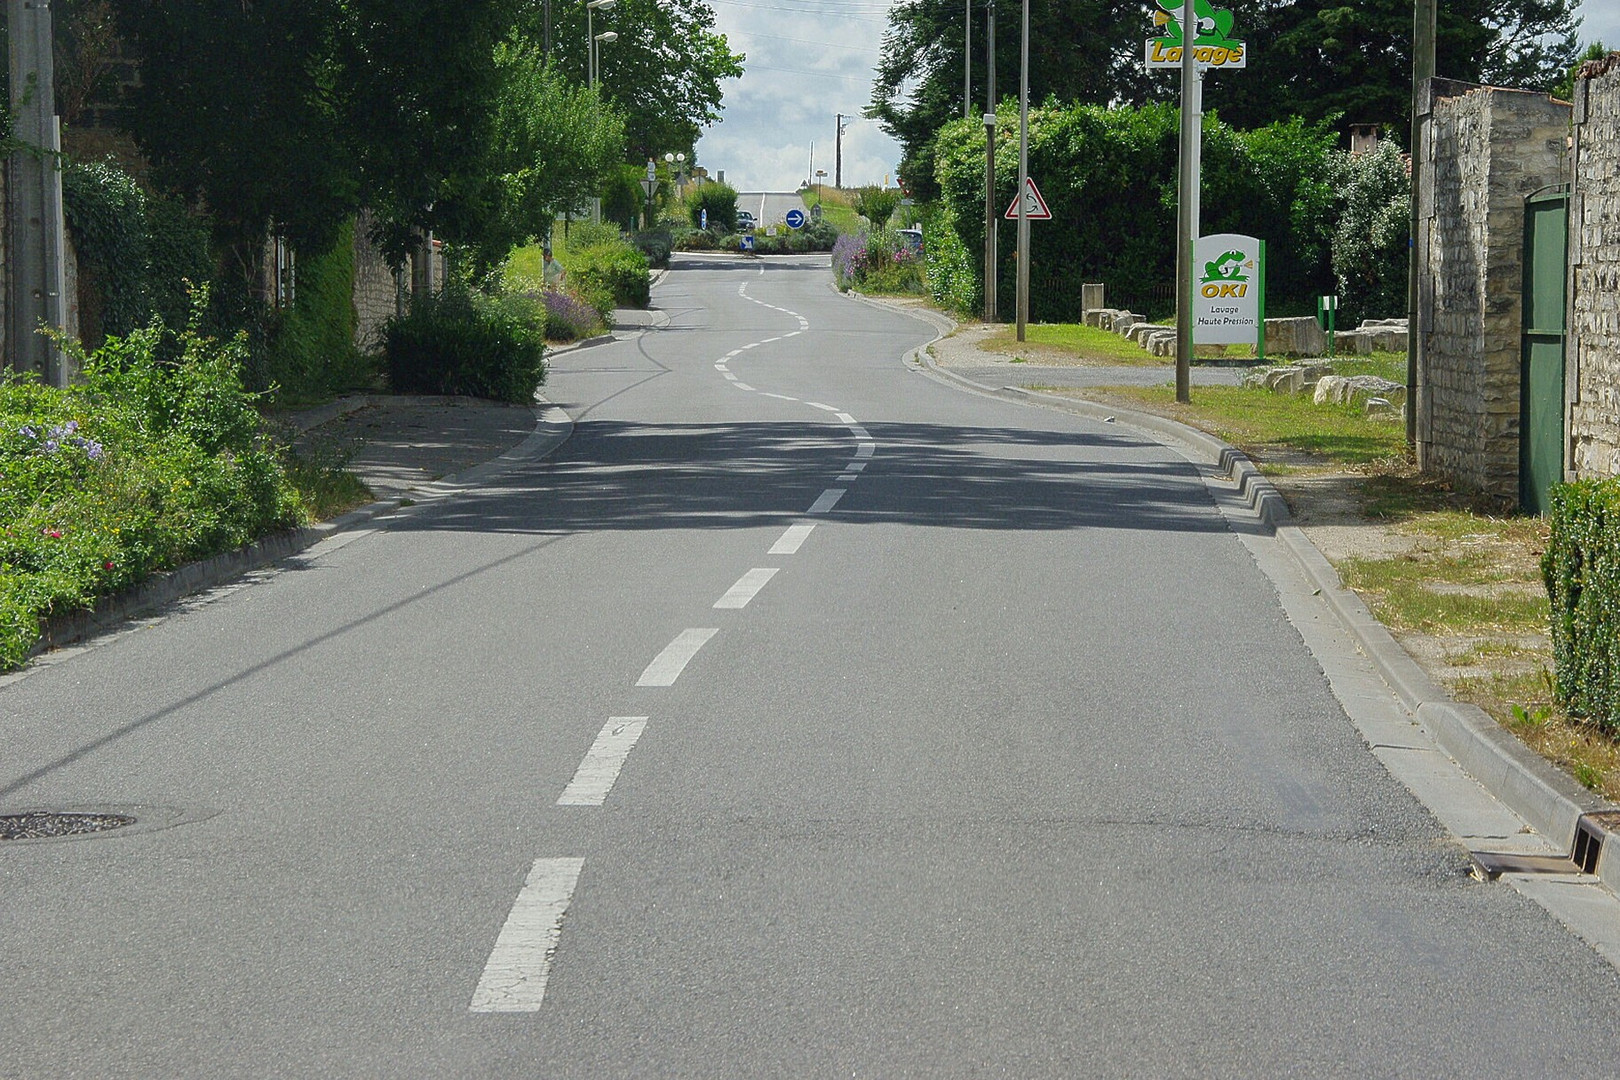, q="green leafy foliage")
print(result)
[539,0,743,161]
[263,221,374,403]
[851,186,902,229]
[1331,141,1410,327]
[686,182,739,233]
[931,102,1340,321]
[871,0,1582,197]
[61,158,213,346]
[0,301,303,669]
[381,287,546,404]
[1544,480,1620,732]
[921,201,979,315]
